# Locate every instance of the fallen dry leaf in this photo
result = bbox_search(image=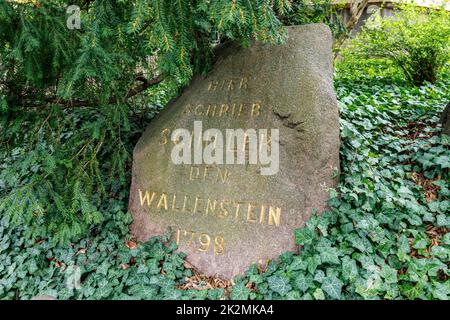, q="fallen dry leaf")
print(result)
[125,240,138,250]
[410,172,441,203]
[75,248,87,256]
[120,263,130,270]
[177,260,233,295]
